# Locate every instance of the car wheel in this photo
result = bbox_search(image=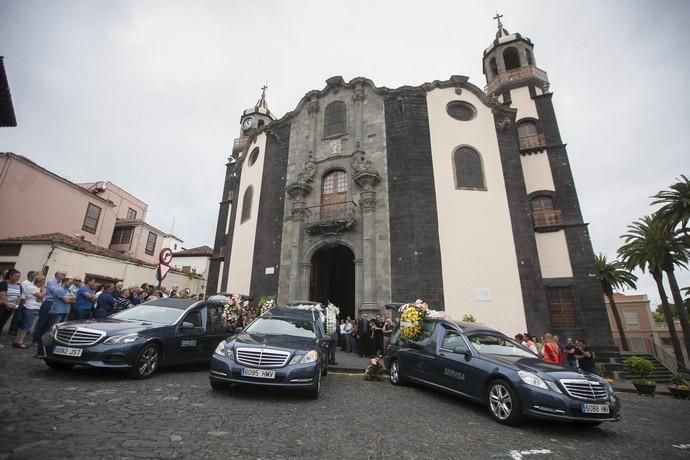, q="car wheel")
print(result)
[307,372,321,399]
[128,343,161,379]
[487,380,522,426]
[210,380,230,391]
[575,421,602,428]
[389,359,405,386]
[45,360,75,371]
